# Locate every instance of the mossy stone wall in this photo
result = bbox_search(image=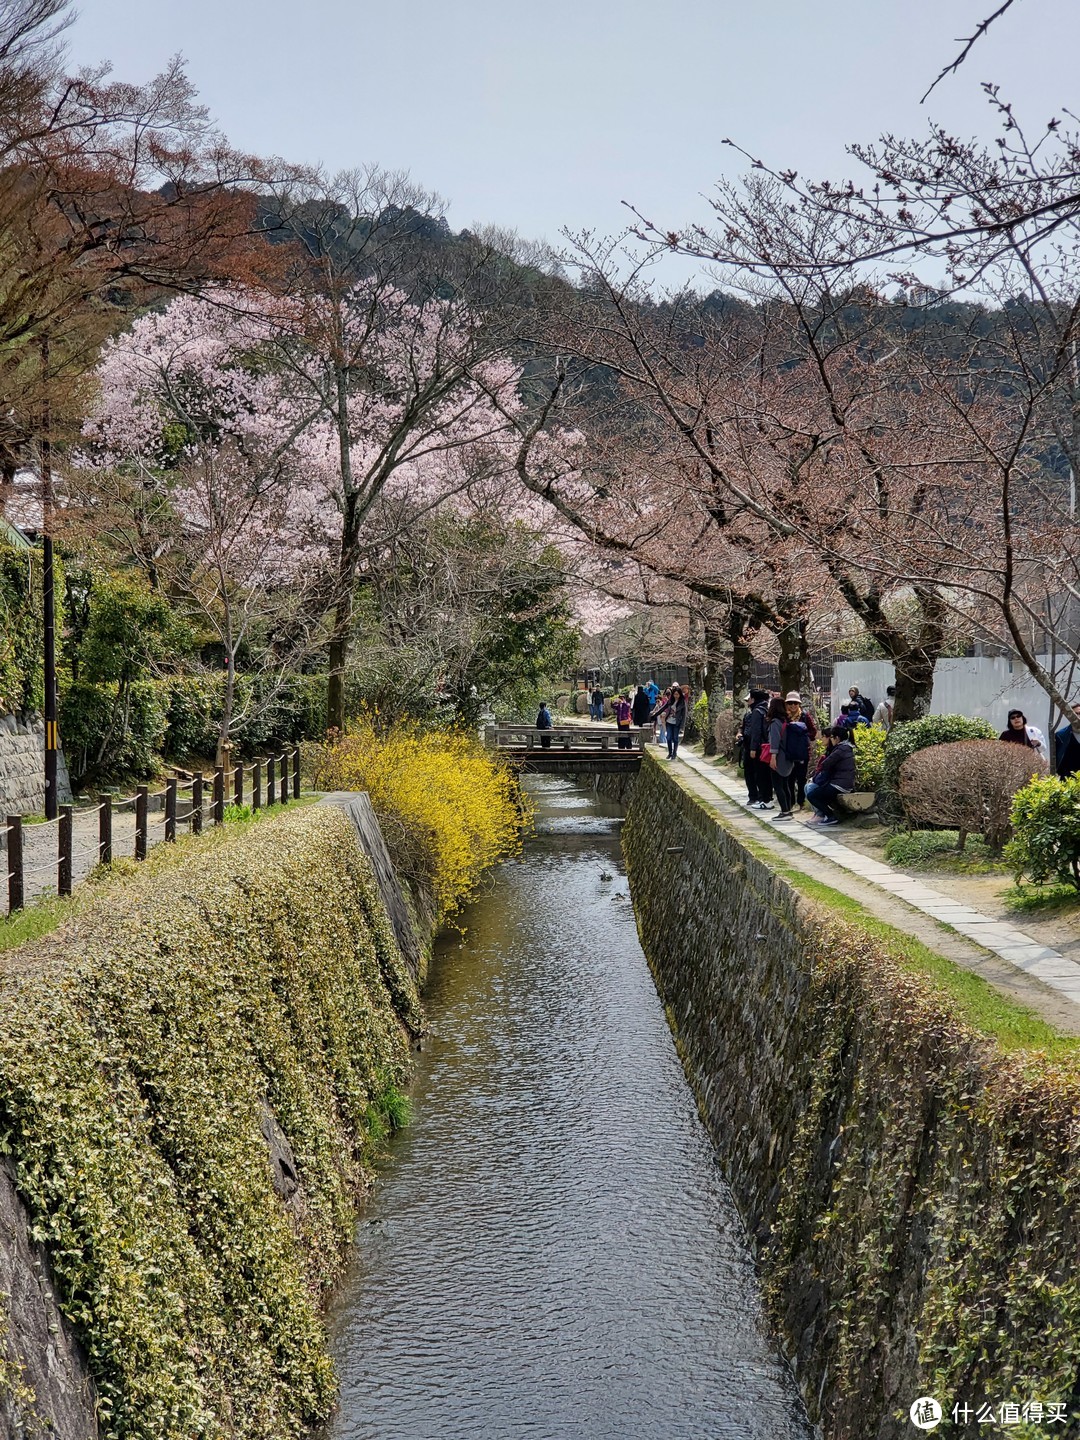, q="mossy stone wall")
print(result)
[0,805,421,1440]
[624,755,1080,1440]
